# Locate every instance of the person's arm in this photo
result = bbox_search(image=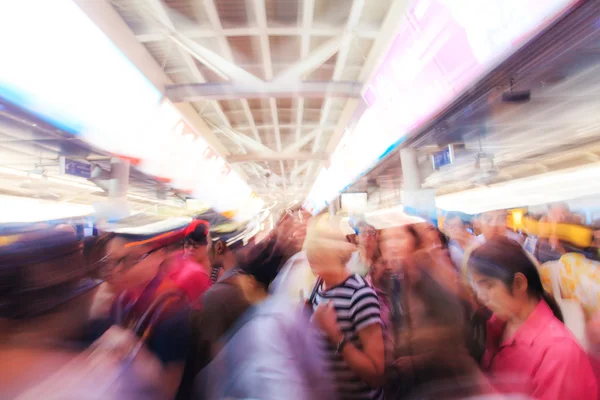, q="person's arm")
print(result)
[313,289,385,387]
[532,340,597,400]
